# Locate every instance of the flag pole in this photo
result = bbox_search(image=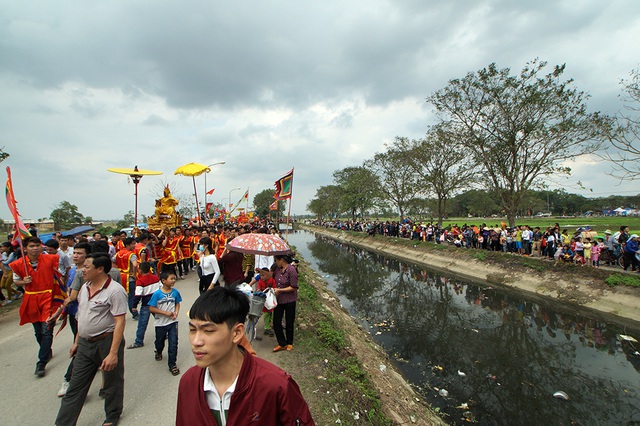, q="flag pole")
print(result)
[286,168,294,238]
[5,166,30,277]
[15,230,29,278]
